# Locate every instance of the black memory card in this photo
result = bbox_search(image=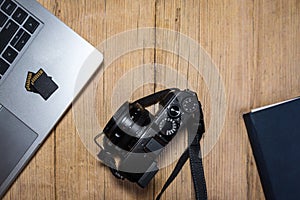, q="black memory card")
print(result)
[25,69,59,100]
